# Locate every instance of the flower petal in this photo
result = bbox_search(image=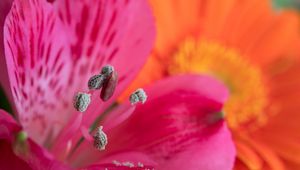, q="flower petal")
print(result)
[0,110,70,170]
[51,0,155,156]
[75,75,235,169]
[0,141,32,170]
[3,0,155,146]
[157,125,235,170]
[106,75,235,170]
[3,0,74,144]
[52,0,156,126]
[0,110,21,140]
[0,0,13,104]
